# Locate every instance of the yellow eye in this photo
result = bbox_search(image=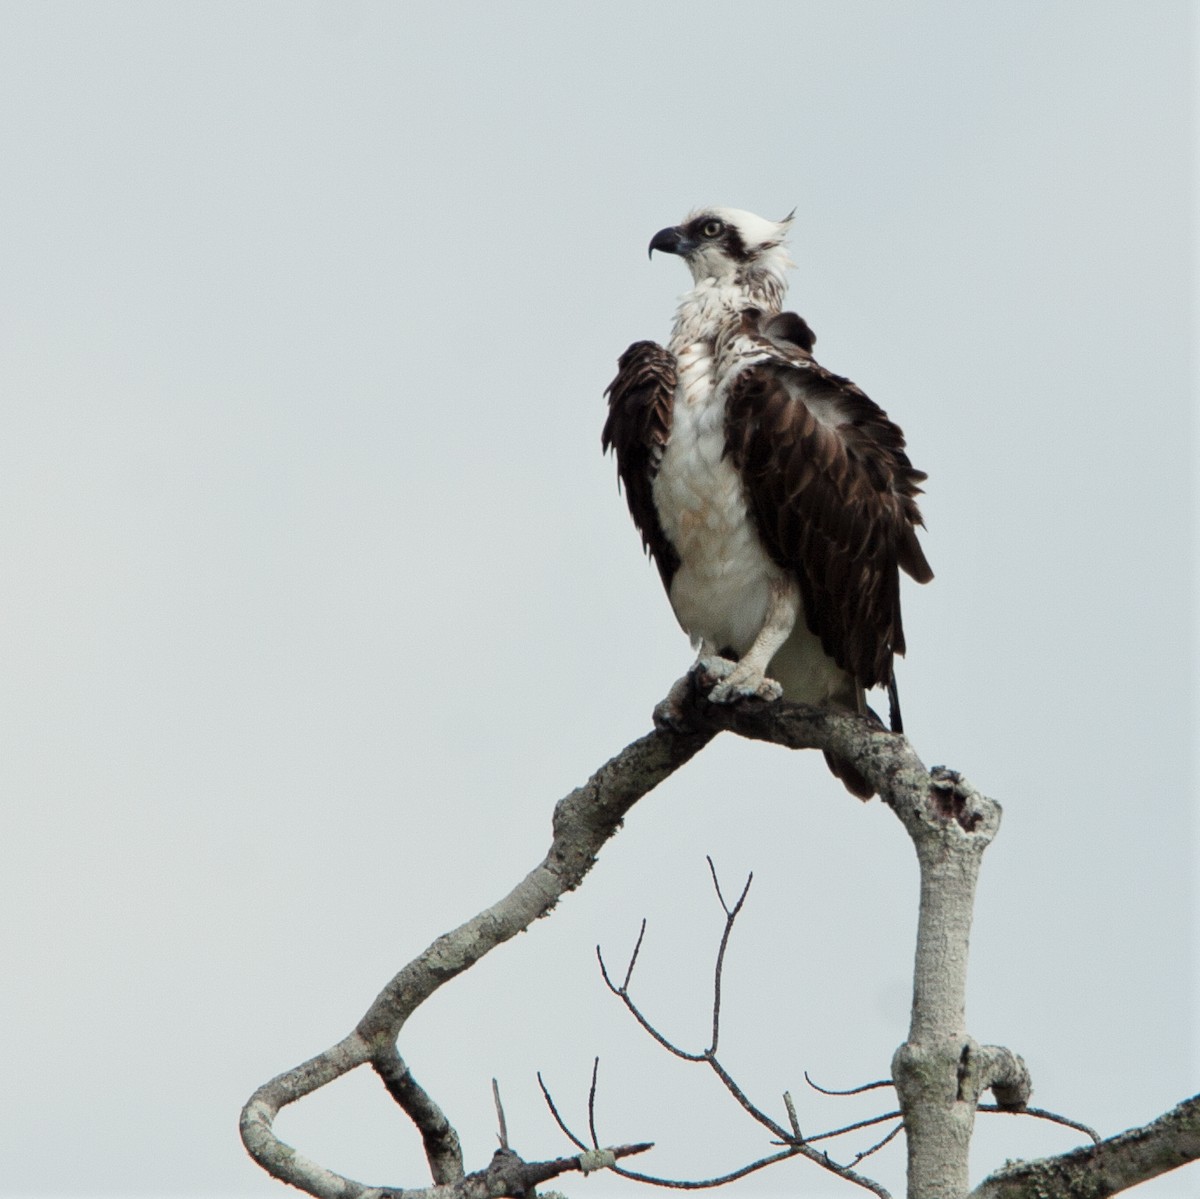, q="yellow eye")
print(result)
[701,219,724,238]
